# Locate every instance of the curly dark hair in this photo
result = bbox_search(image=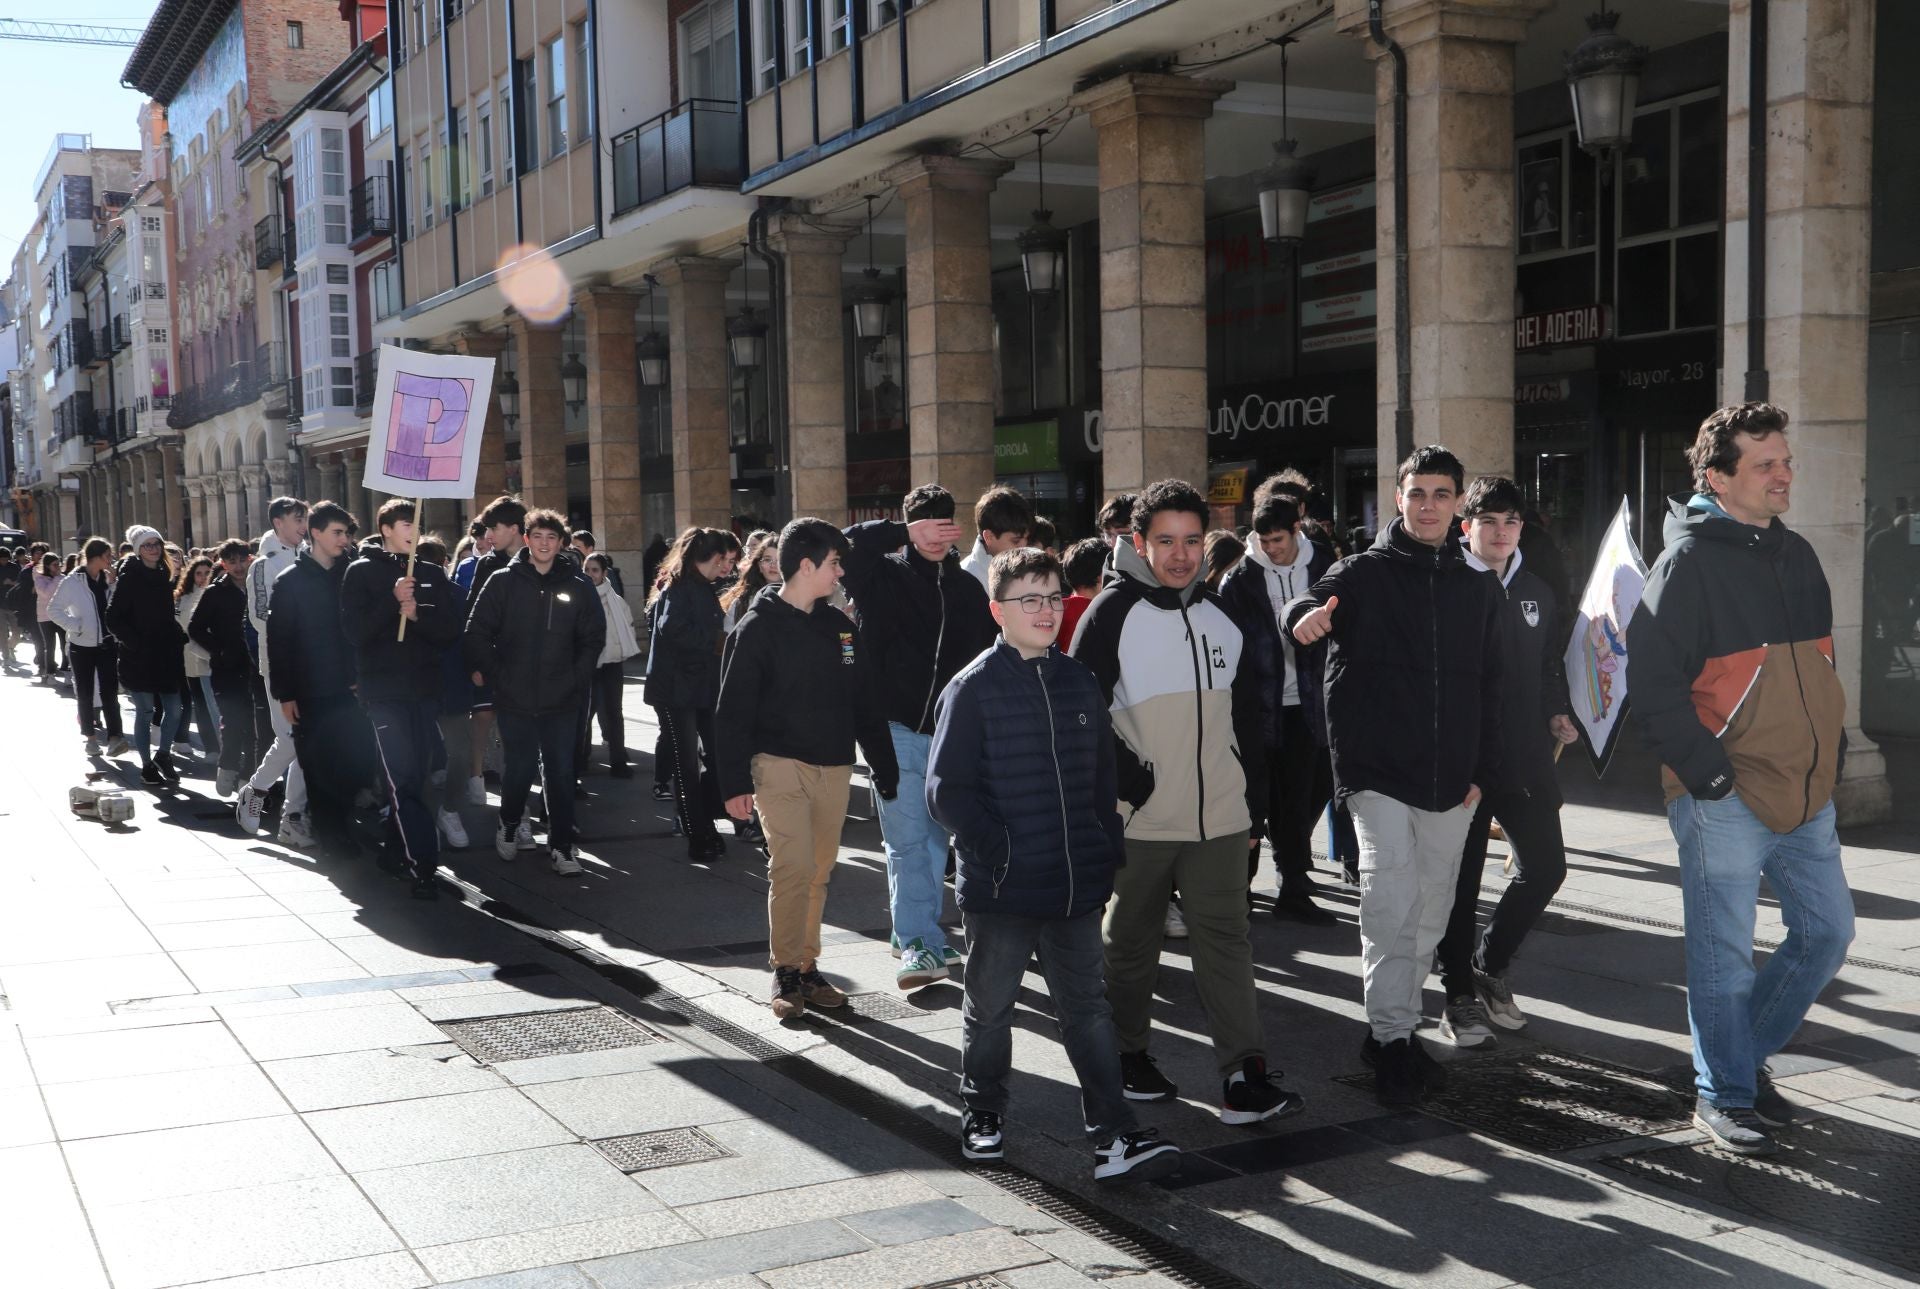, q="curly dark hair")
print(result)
[1689,402,1789,494]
